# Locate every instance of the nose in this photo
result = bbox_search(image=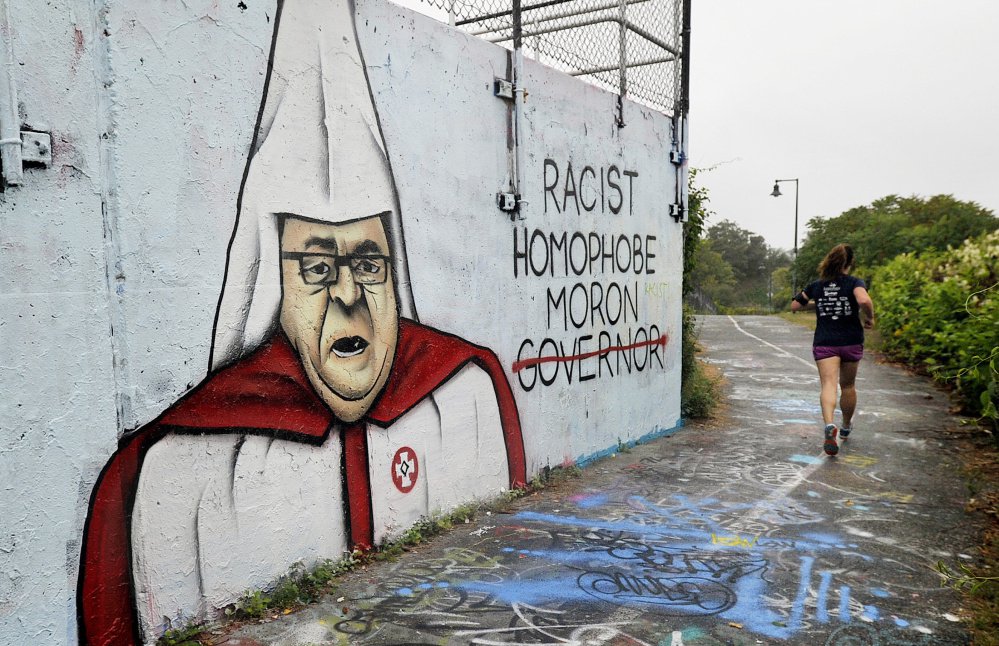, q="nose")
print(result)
[326,269,362,308]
